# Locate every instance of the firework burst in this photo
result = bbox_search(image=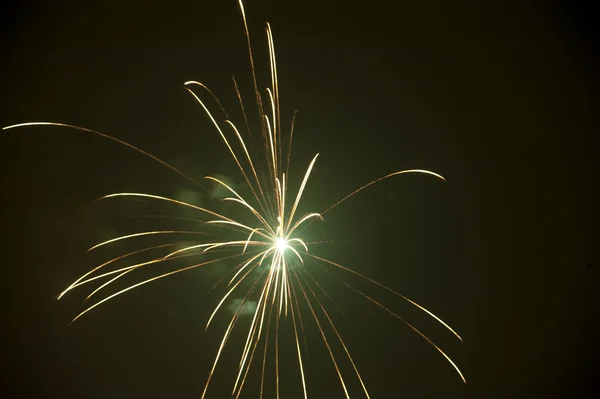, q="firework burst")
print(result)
[3,0,465,397]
